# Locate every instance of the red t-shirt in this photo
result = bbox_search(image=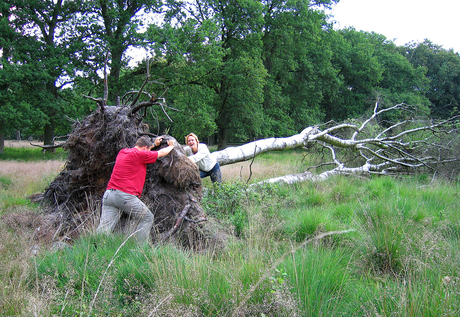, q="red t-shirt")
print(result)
[107,148,159,197]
